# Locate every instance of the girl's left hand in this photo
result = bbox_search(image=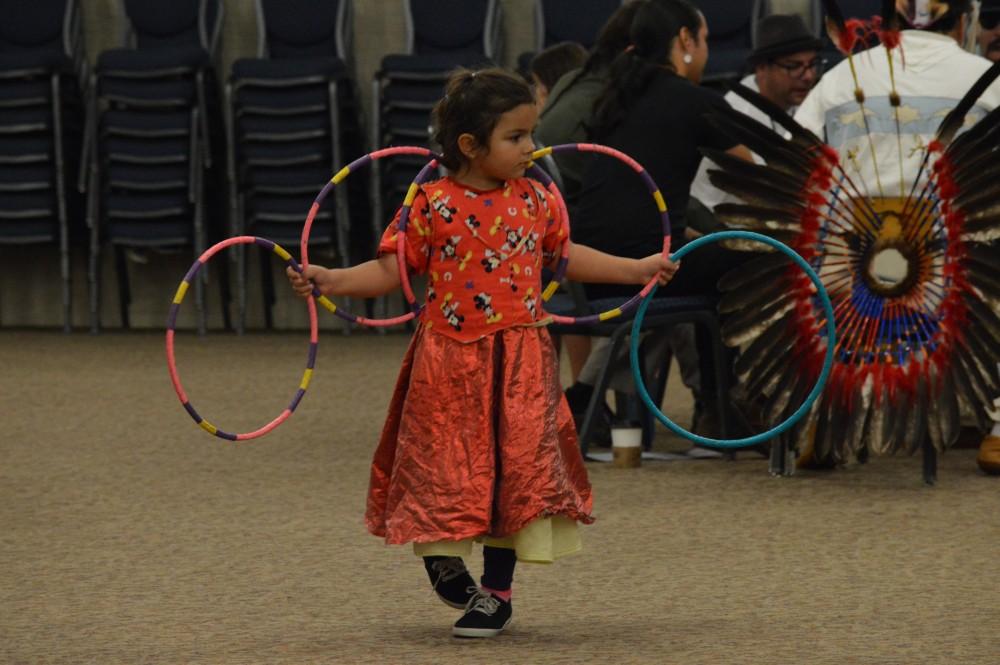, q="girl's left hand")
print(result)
[636,254,679,286]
